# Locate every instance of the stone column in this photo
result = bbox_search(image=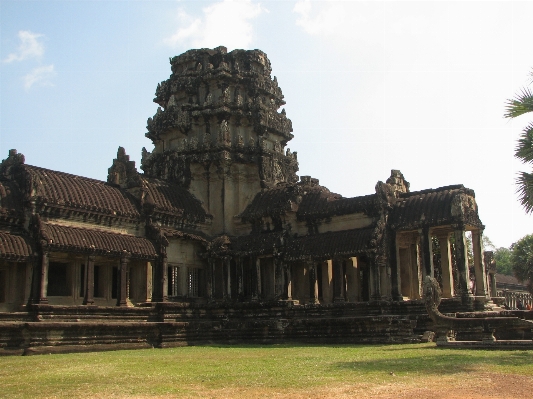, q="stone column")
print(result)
[152,254,168,302]
[162,254,169,301]
[23,259,34,305]
[437,233,454,298]
[472,230,489,298]
[225,258,231,300]
[206,258,215,300]
[380,259,392,301]
[489,274,497,297]
[370,256,382,300]
[345,258,361,302]
[391,234,403,301]
[484,251,497,297]
[274,257,285,300]
[419,227,434,278]
[236,257,243,299]
[28,255,40,305]
[38,250,49,304]
[410,240,422,299]
[285,262,292,300]
[117,254,129,307]
[255,257,262,300]
[83,255,95,305]
[308,261,319,304]
[453,227,472,301]
[333,258,345,302]
[250,257,258,301]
